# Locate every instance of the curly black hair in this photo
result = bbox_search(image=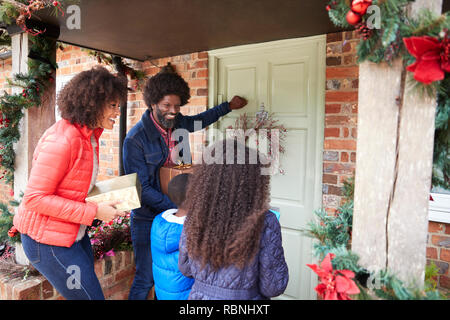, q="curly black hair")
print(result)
[57,66,127,128]
[182,139,271,271]
[143,68,191,110]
